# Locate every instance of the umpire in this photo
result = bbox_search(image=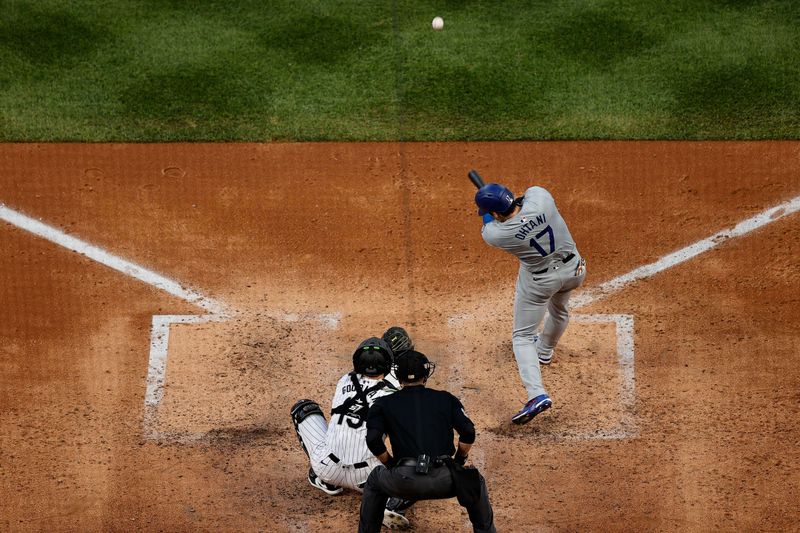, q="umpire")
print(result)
[359,351,496,533]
